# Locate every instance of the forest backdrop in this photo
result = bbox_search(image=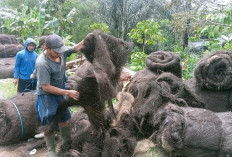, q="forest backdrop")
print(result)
[0,0,232,80]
